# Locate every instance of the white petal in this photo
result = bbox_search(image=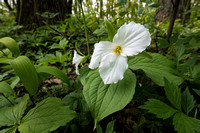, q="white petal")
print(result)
[75,65,80,75]
[89,41,114,69]
[99,53,128,84]
[113,22,151,56]
[72,50,84,75]
[72,50,84,65]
